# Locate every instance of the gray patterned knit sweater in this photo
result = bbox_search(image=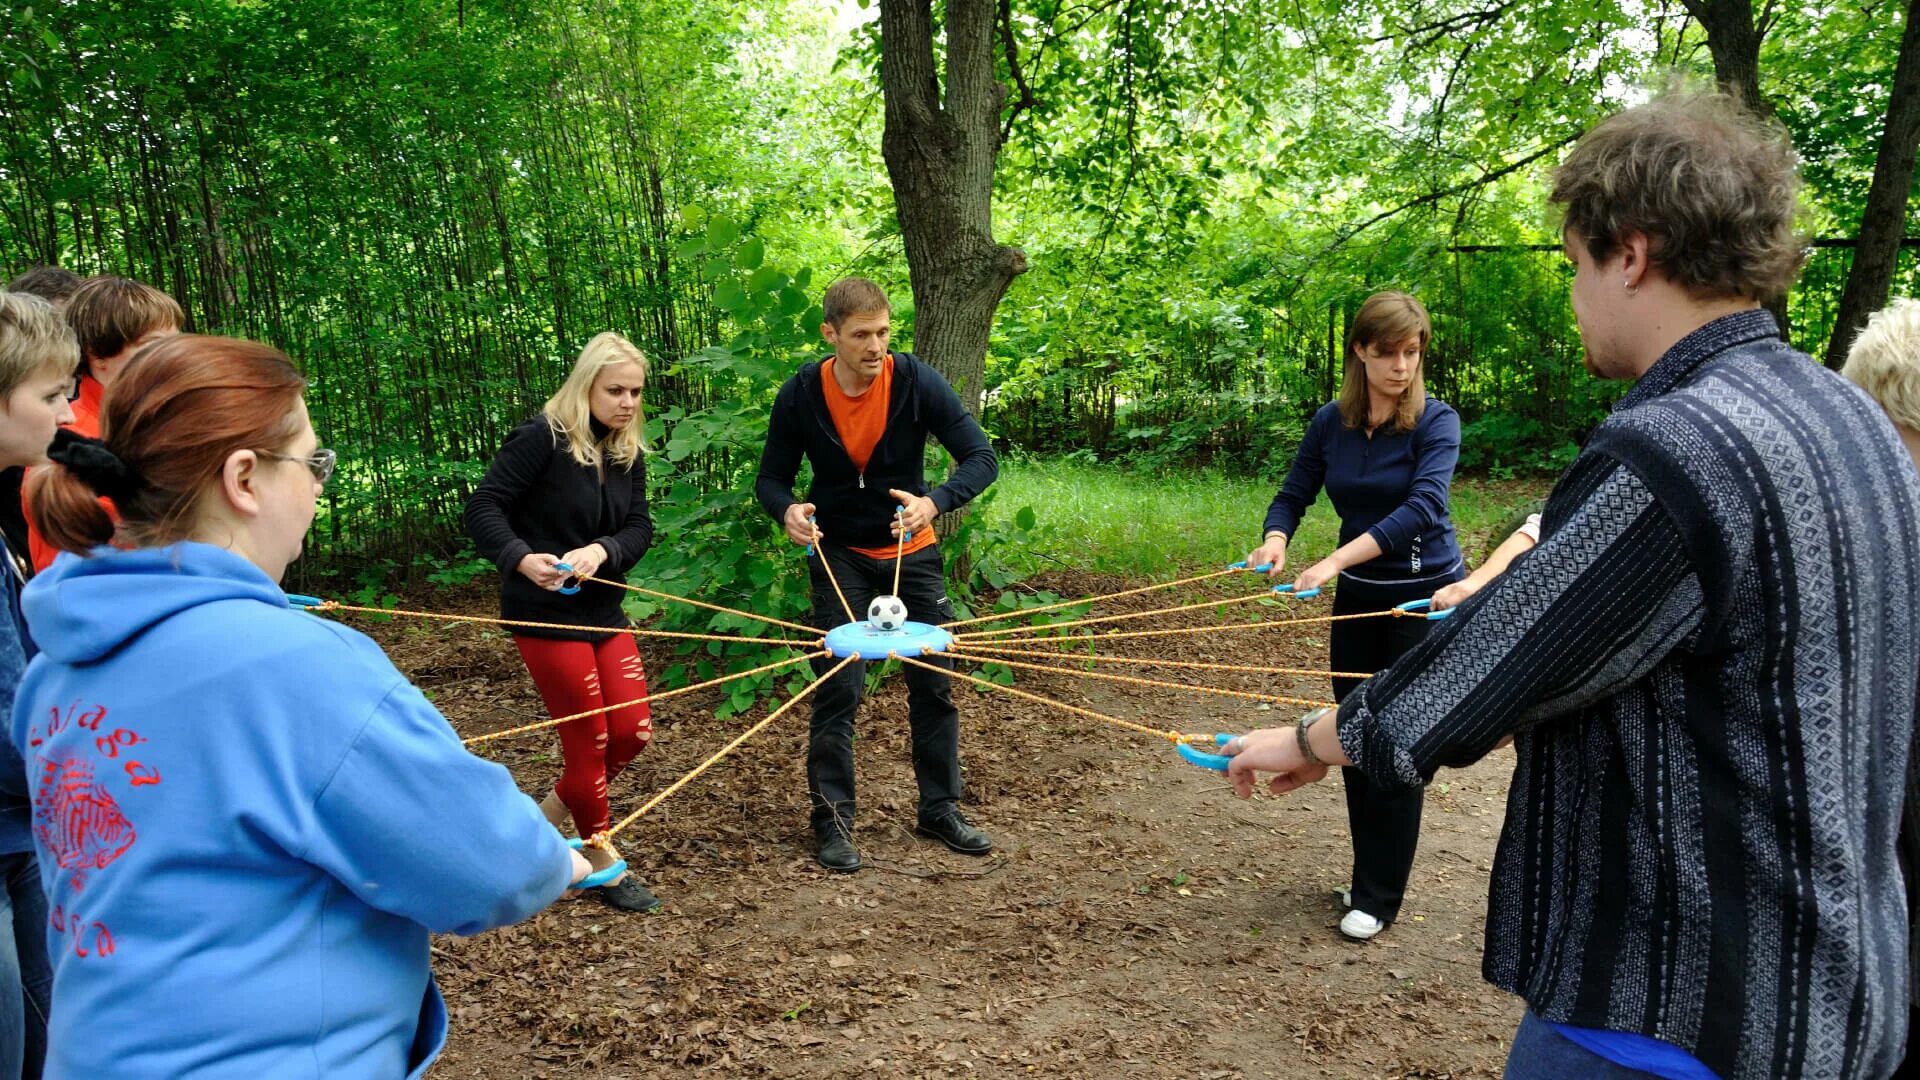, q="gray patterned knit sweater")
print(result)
[1336,310,1920,1080]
